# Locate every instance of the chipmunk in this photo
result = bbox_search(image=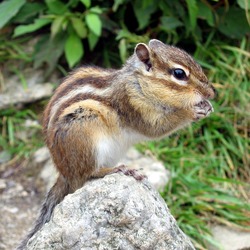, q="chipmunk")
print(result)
[17,39,215,249]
